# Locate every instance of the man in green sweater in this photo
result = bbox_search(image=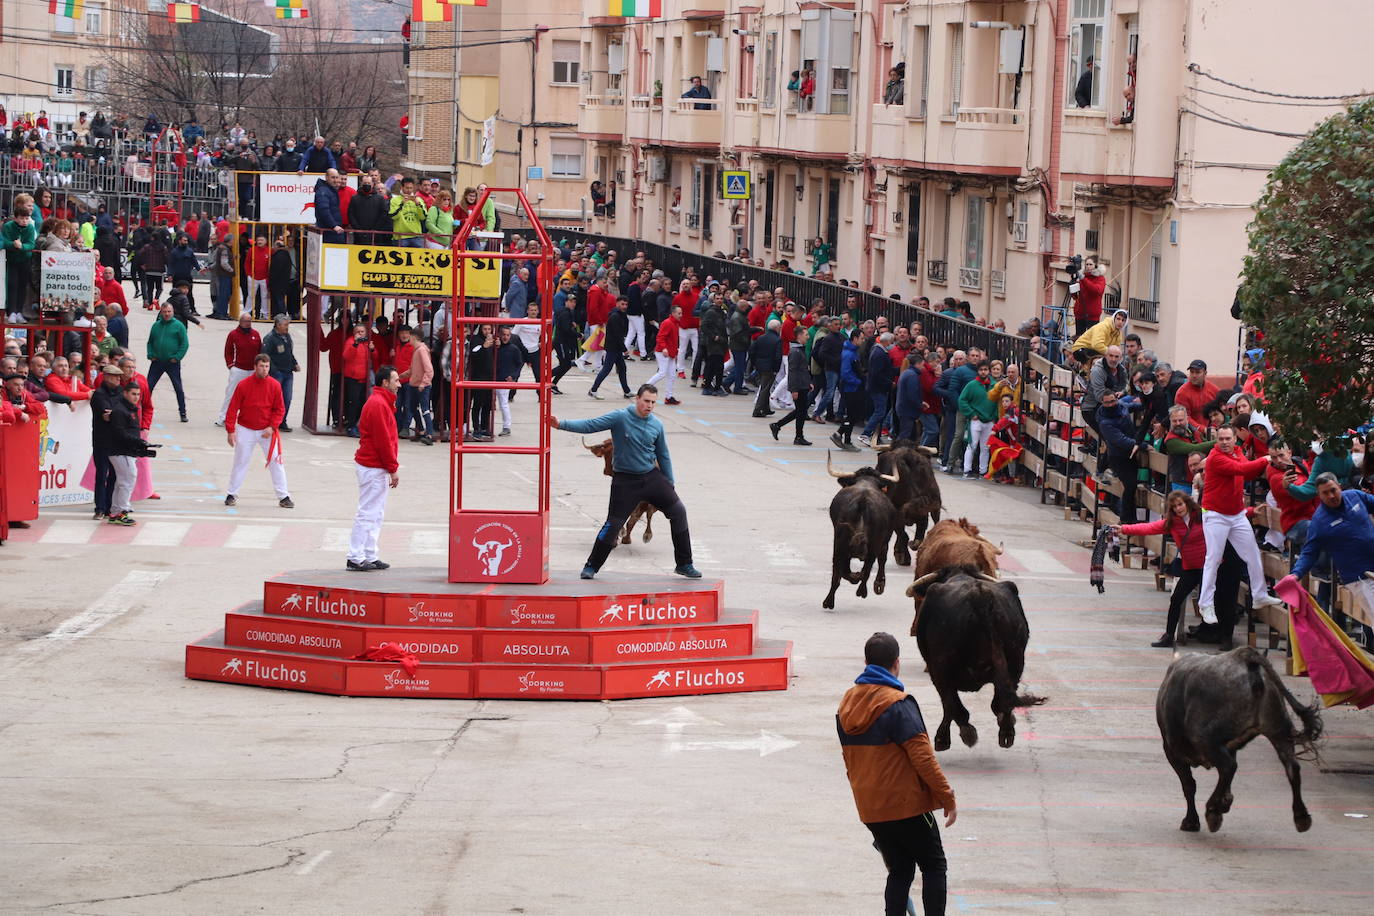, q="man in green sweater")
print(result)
[147,302,192,422]
[958,361,997,479]
[3,208,38,321]
[388,177,428,248]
